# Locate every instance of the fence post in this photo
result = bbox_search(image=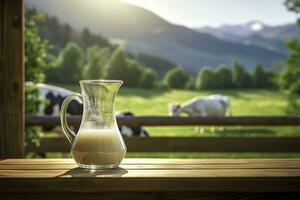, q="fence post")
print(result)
[0,0,24,158]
